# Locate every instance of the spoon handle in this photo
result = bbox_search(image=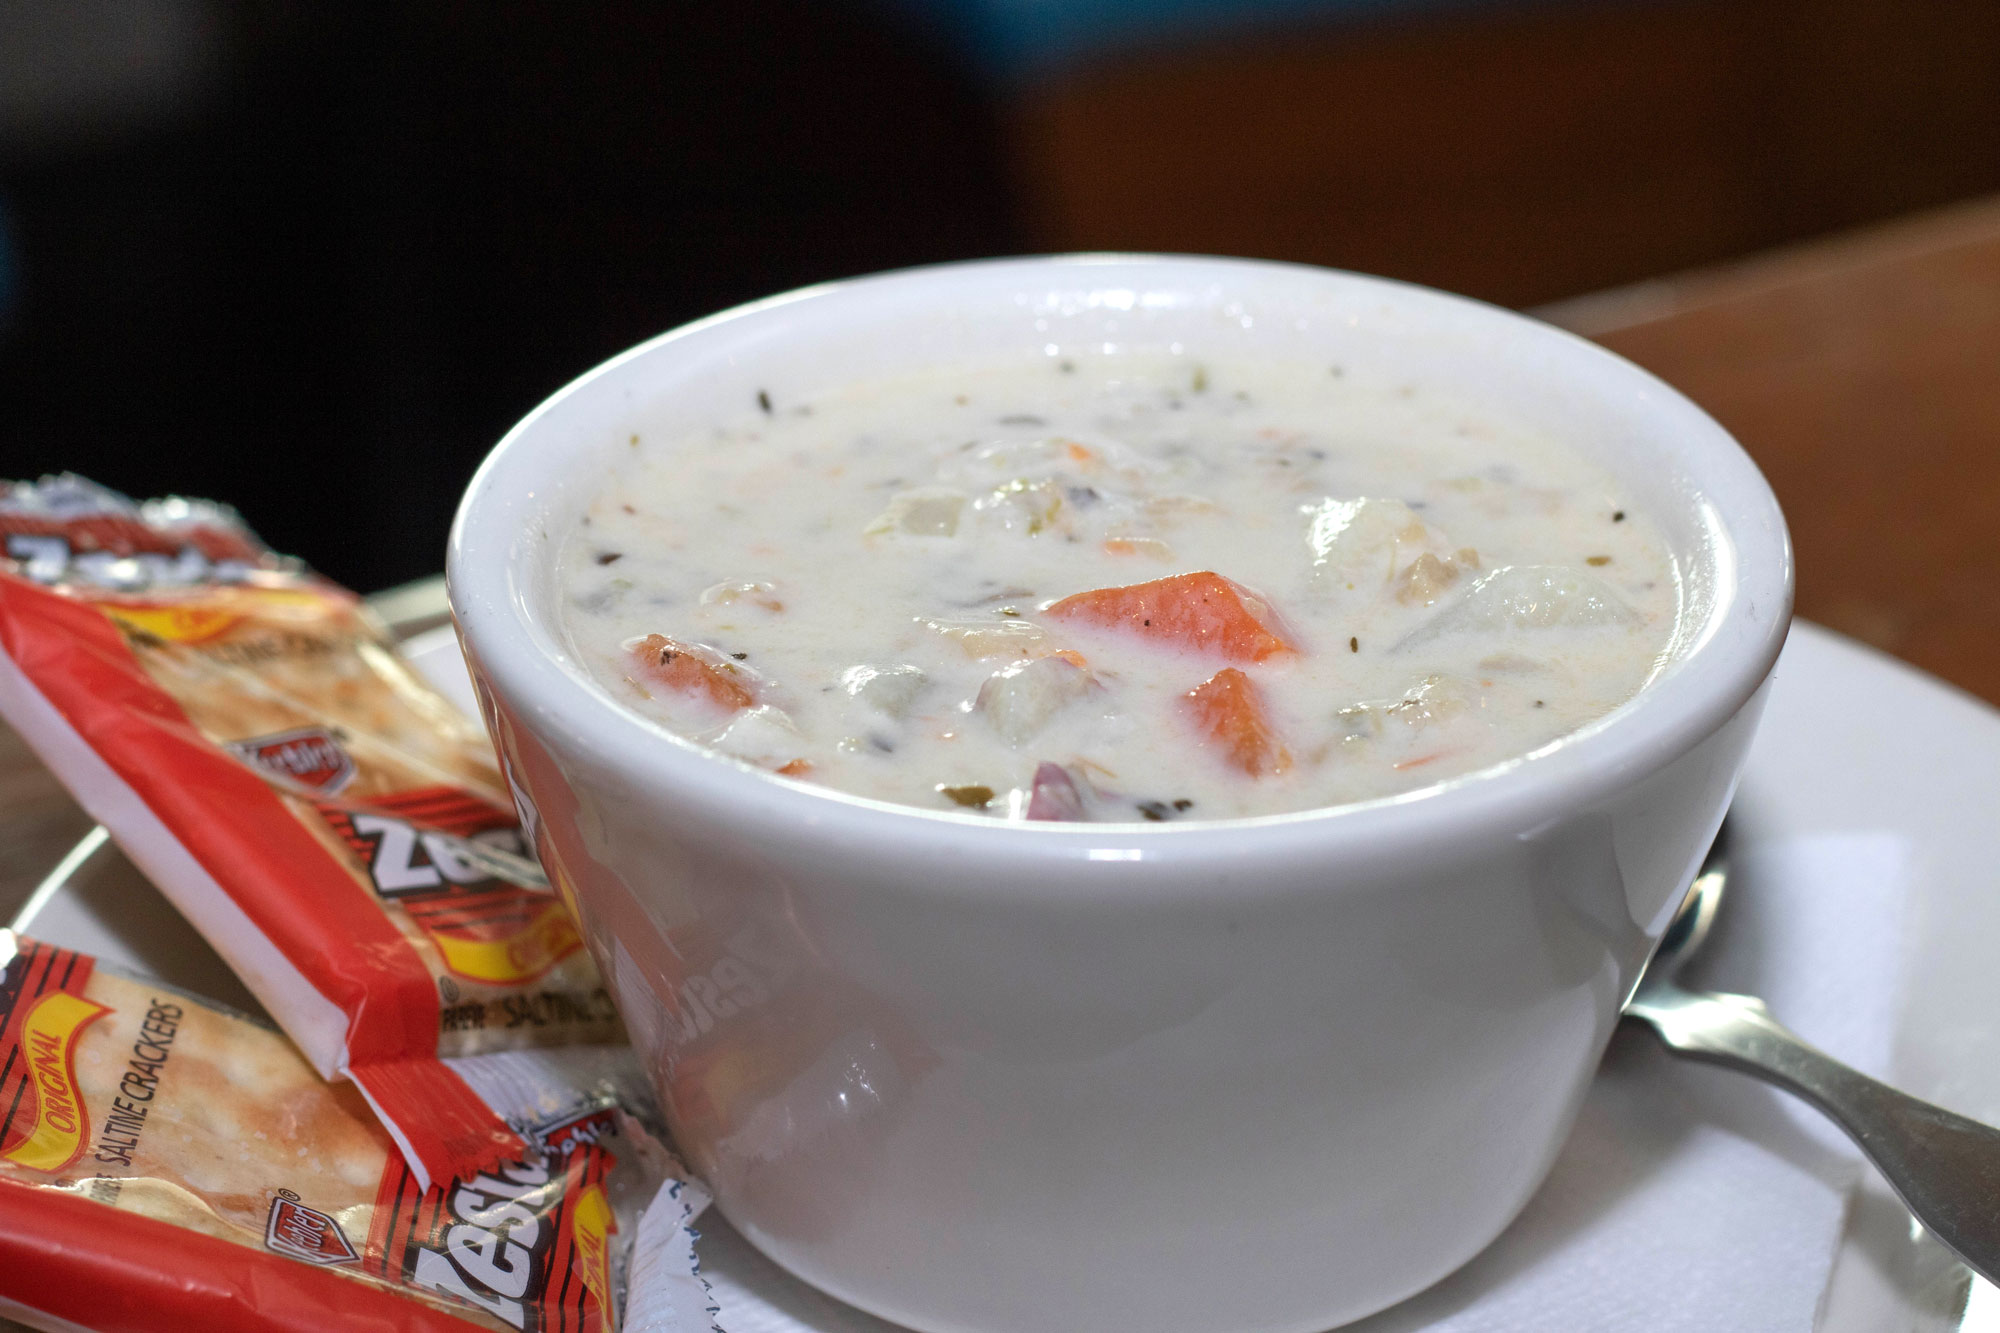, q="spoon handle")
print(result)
[1629,984,2000,1286]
